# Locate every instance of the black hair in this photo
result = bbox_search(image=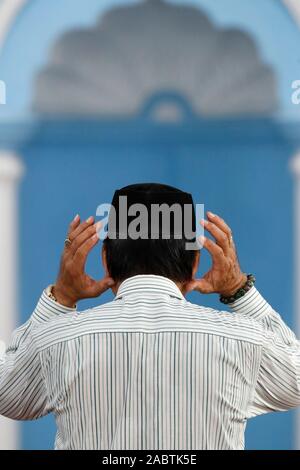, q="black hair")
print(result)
[103,183,198,283]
